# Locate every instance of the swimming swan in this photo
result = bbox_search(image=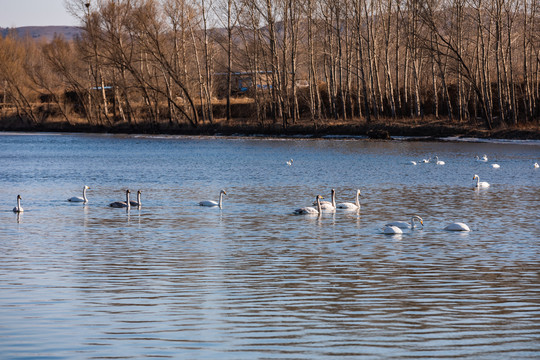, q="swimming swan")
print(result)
[491,163,500,168]
[68,185,90,203]
[129,190,142,207]
[13,194,23,213]
[315,189,336,211]
[475,155,488,162]
[386,215,424,229]
[295,195,323,215]
[109,189,131,208]
[286,159,293,166]
[534,162,539,168]
[199,190,227,207]
[435,156,445,165]
[444,222,470,231]
[382,225,403,234]
[473,174,490,188]
[336,189,361,210]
